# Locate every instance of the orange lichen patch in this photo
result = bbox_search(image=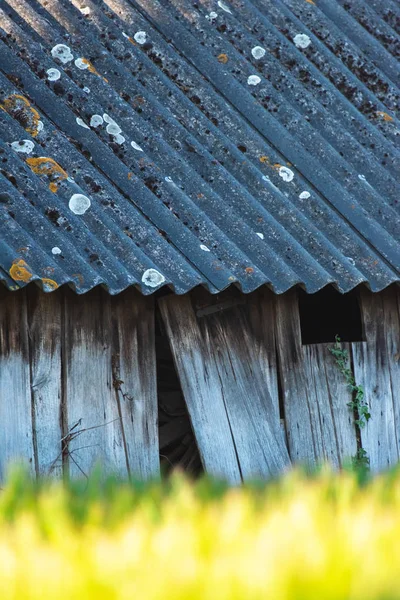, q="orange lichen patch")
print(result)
[305,0,315,4]
[1,94,42,137]
[9,259,33,283]
[273,163,282,170]
[245,267,254,274]
[259,155,269,163]
[127,172,133,180]
[376,111,393,122]
[81,58,108,82]
[41,278,58,291]
[217,53,228,64]
[26,157,68,191]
